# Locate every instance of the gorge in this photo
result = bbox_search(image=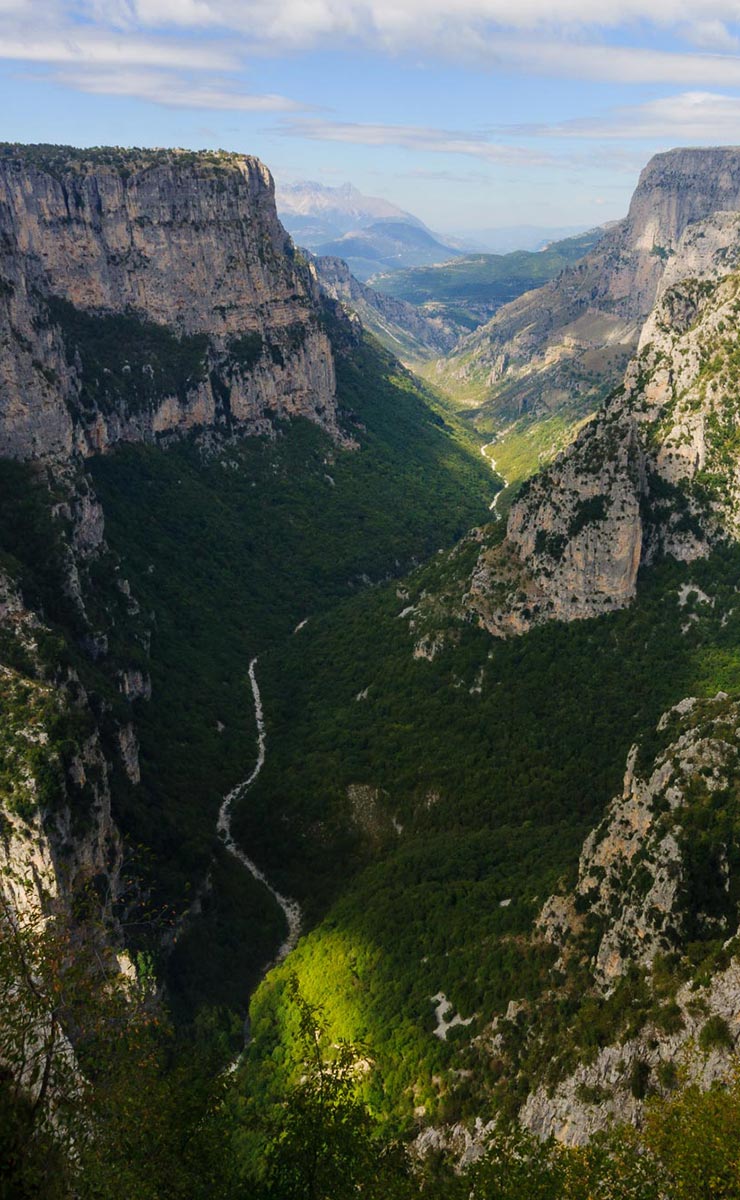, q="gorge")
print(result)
[6,140,740,1197]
